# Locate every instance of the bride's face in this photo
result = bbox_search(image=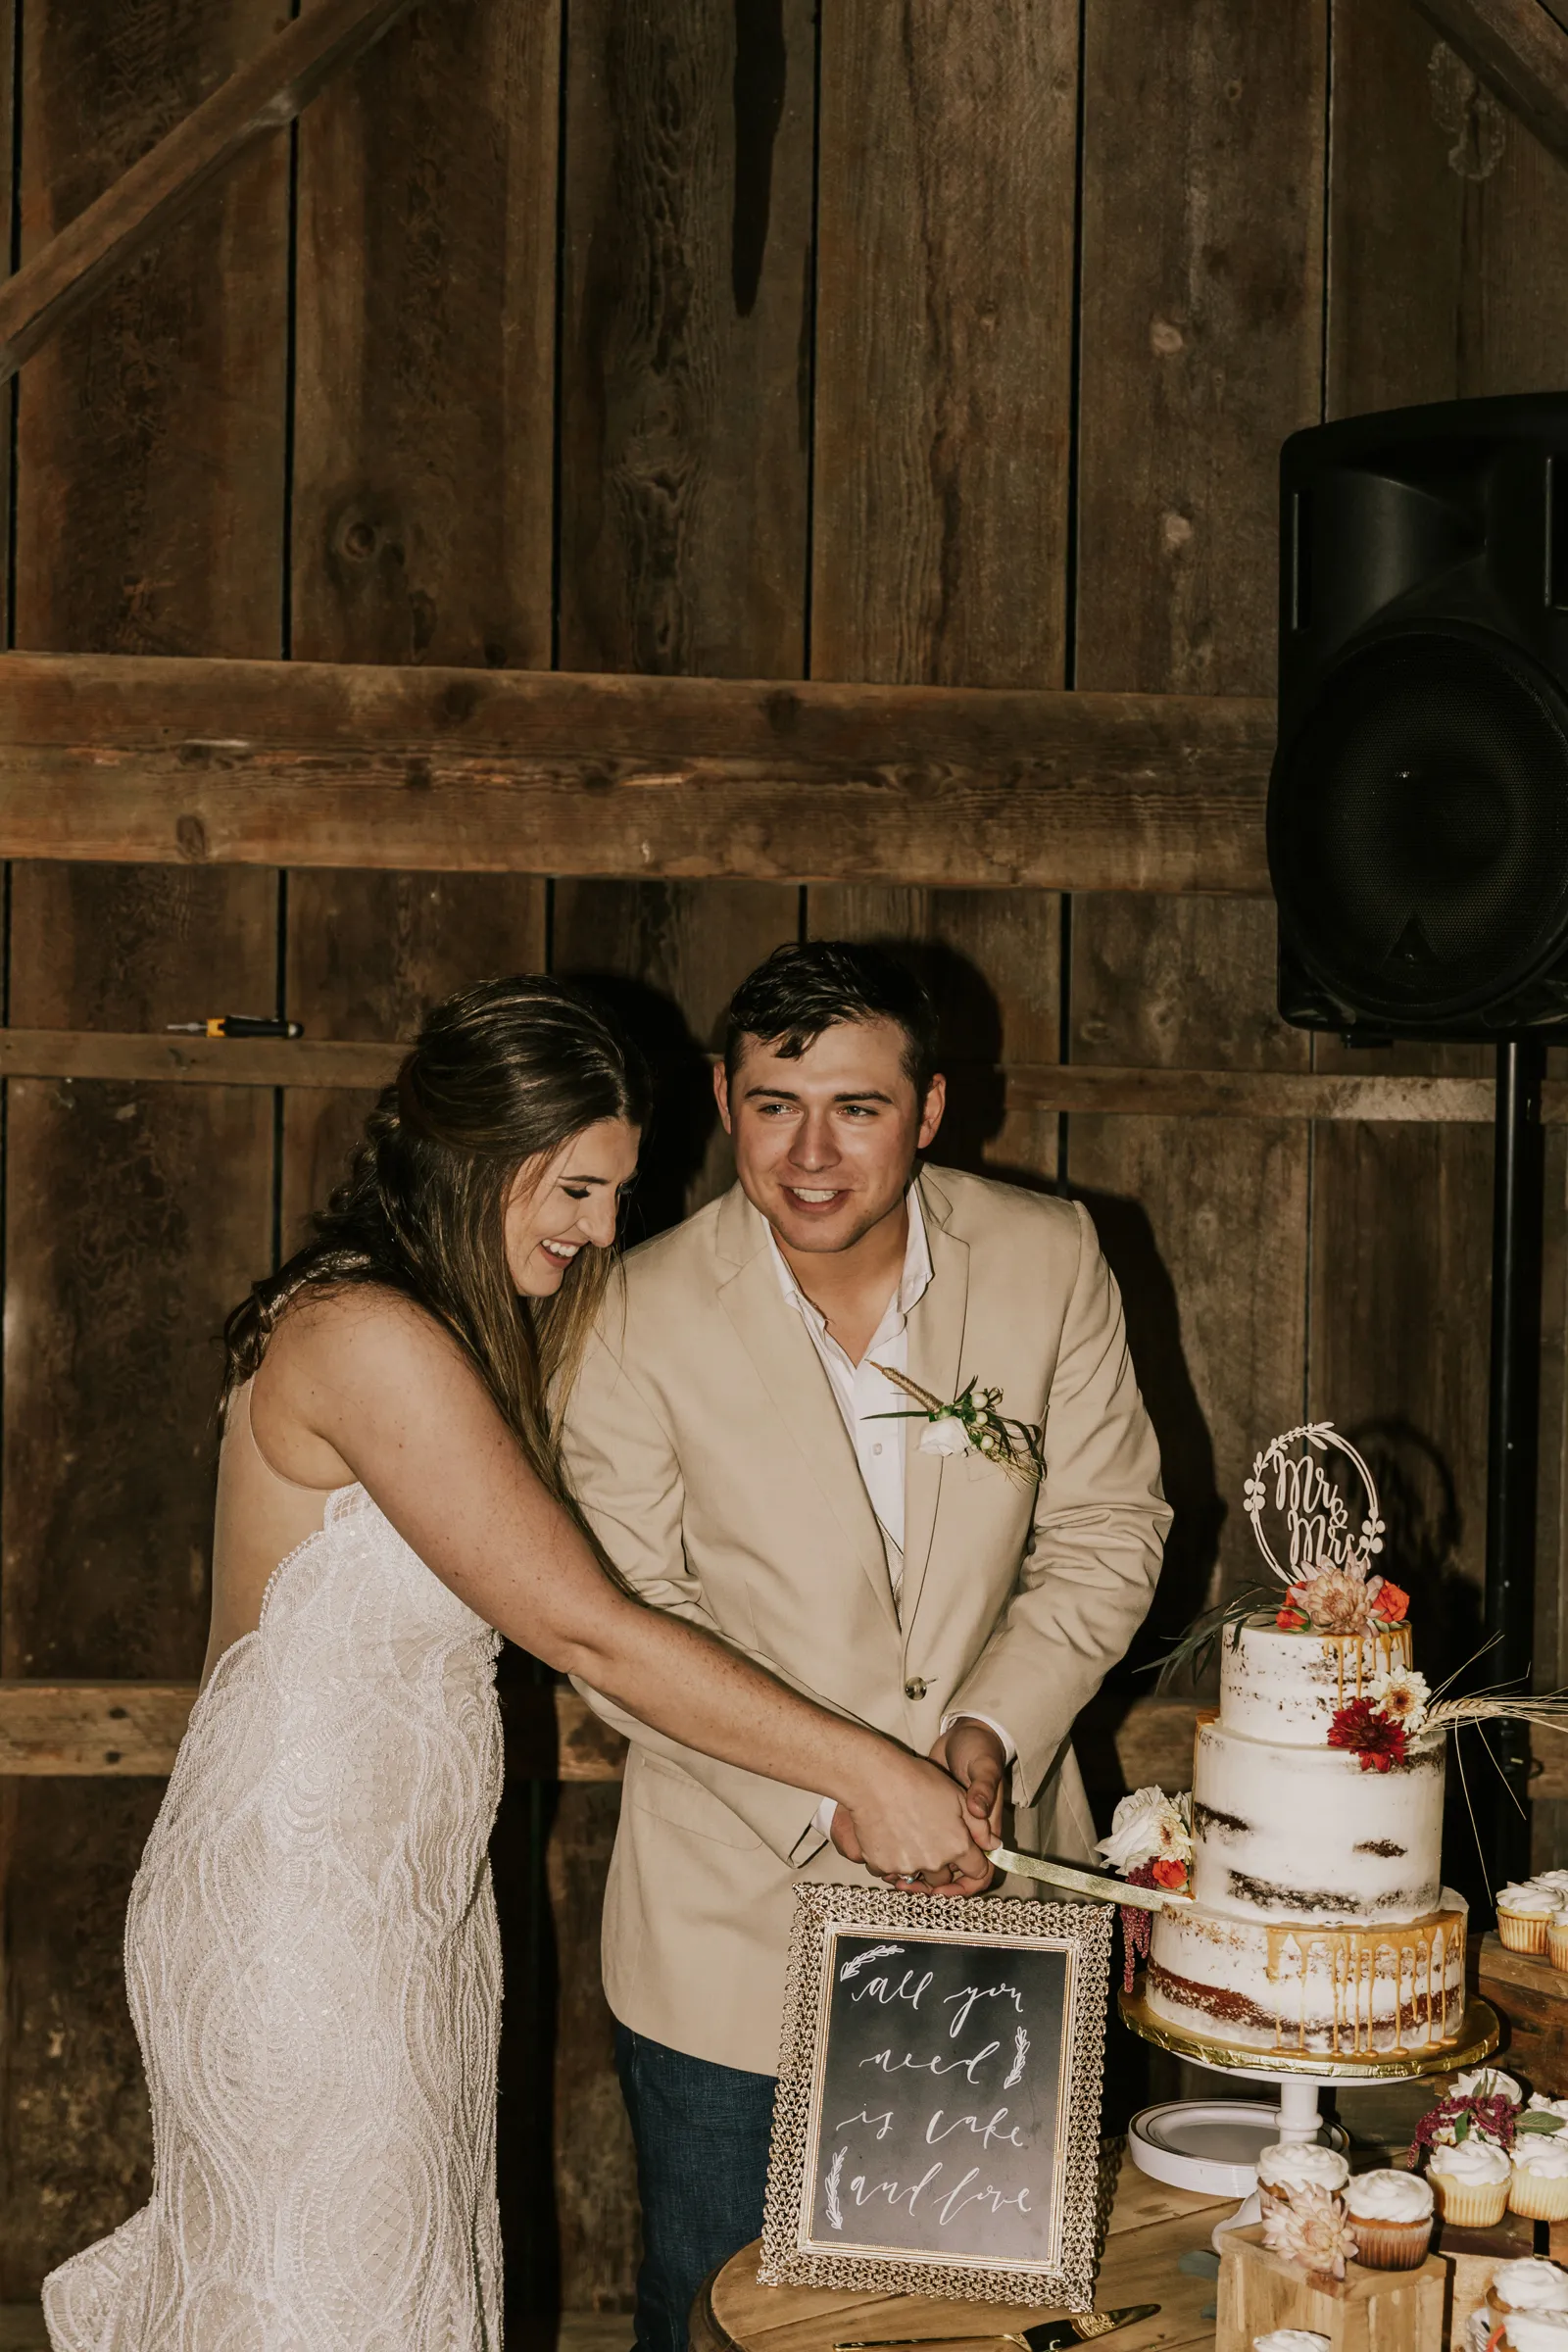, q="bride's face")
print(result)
[503,1118,641,1298]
